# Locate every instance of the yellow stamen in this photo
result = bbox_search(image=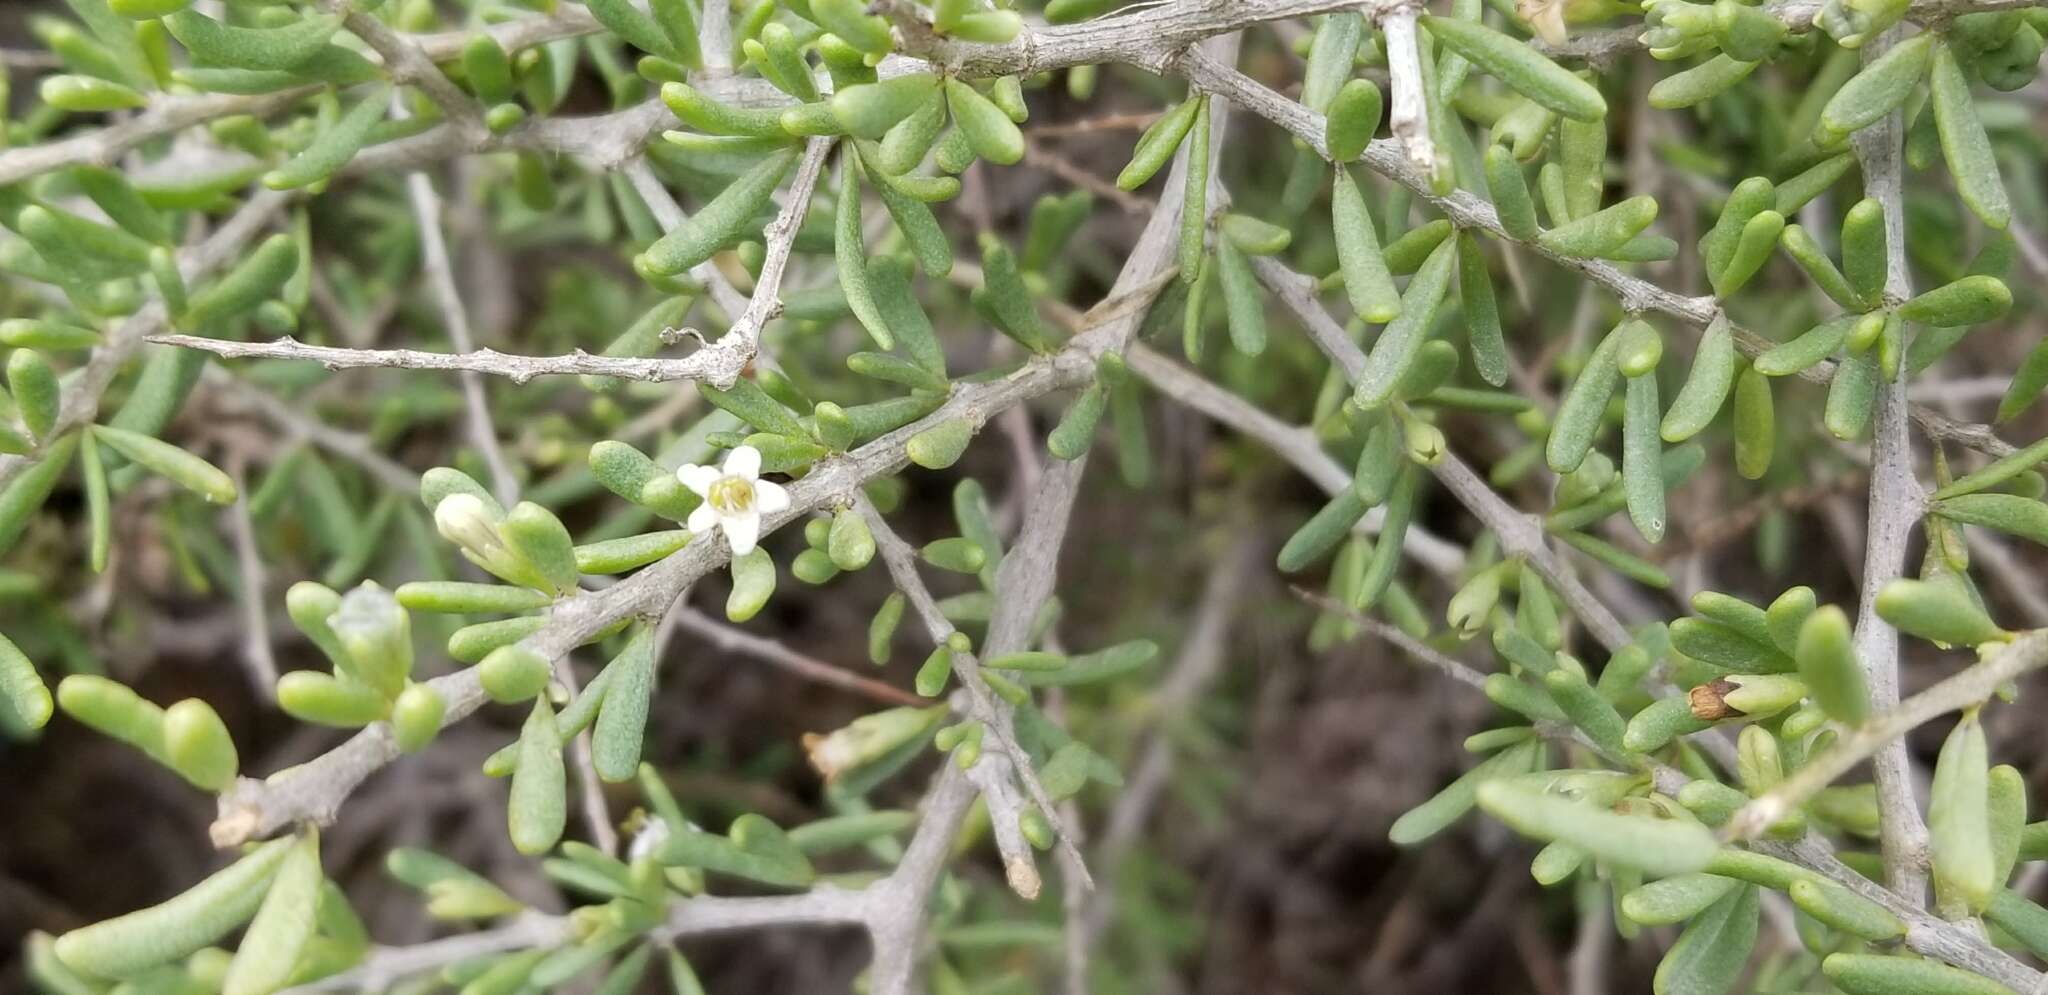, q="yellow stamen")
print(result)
[708,476,755,514]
